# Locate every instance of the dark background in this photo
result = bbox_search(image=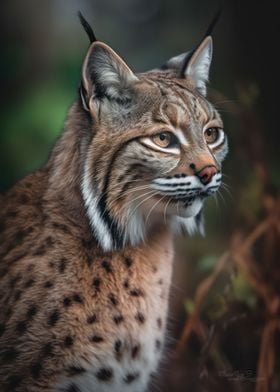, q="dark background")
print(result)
[0,1,279,391]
